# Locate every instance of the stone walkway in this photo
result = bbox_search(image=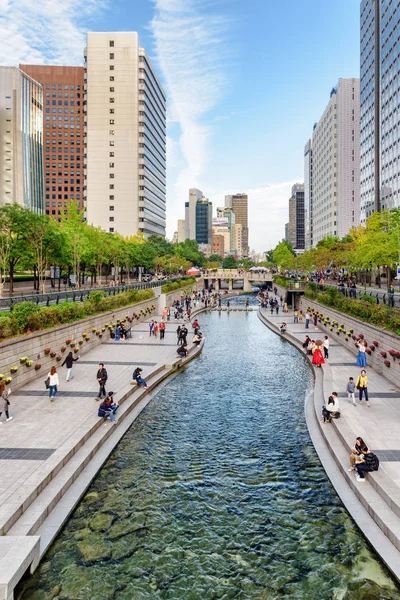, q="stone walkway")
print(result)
[261,308,400,488]
[0,312,198,532]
